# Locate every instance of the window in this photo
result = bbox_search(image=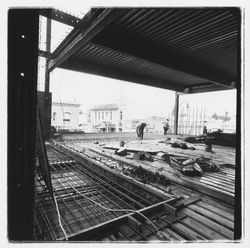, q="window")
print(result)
[106,112,108,117]
[102,112,104,120]
[95,111,97,120]
[63,112,71,128]
[98,112,100,120]
[120,111,123,121]
[110,111,112,120]
[52,112,56,121]
[63,112,71,122]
